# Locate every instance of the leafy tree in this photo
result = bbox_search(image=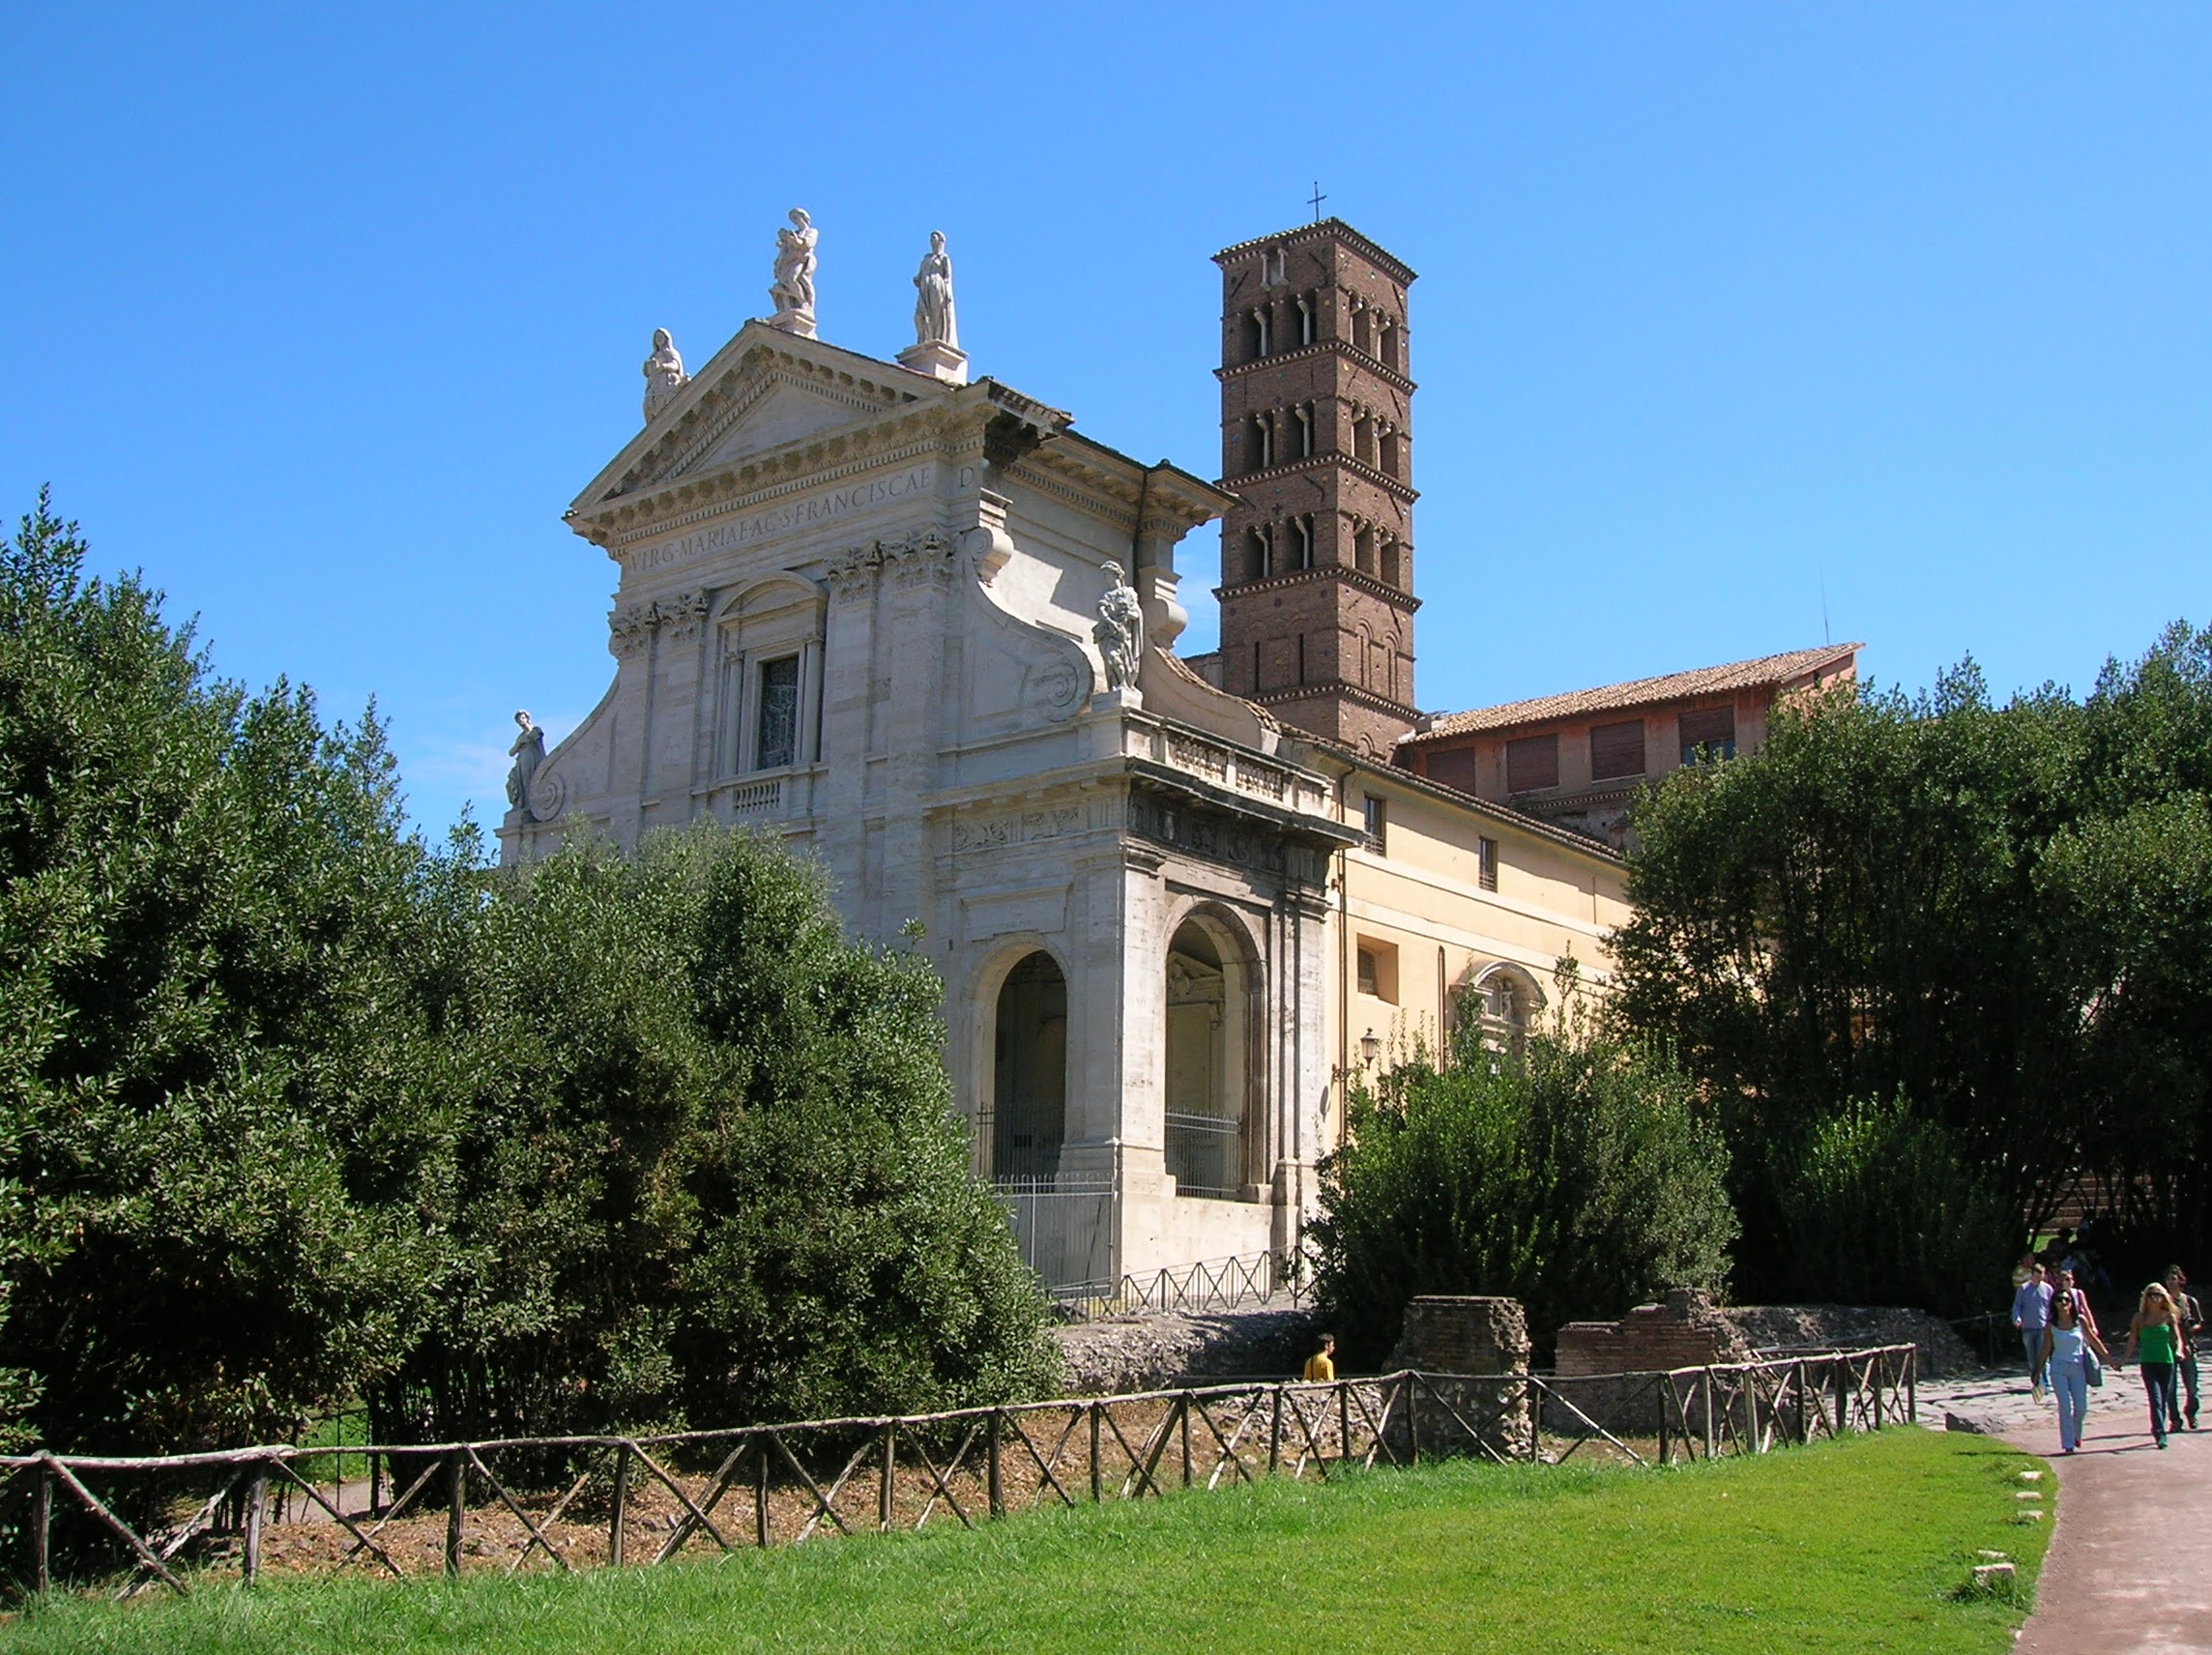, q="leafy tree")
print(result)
[0,489,454,1453]
[0,491,1060,1459]
[1307,1024,1736,1365]
[1614,626,2212,1300]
